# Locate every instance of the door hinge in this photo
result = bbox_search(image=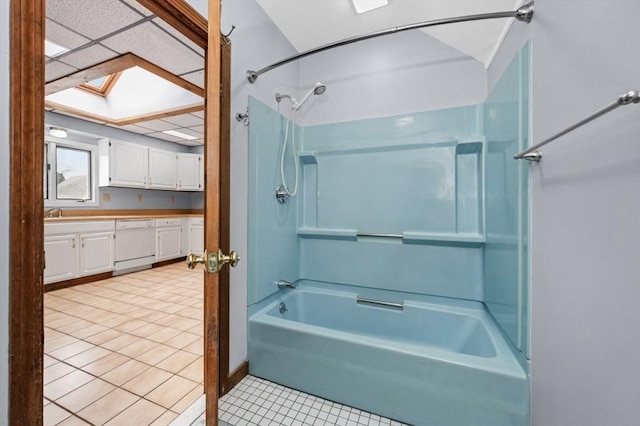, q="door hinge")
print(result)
[109,177,112,182]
